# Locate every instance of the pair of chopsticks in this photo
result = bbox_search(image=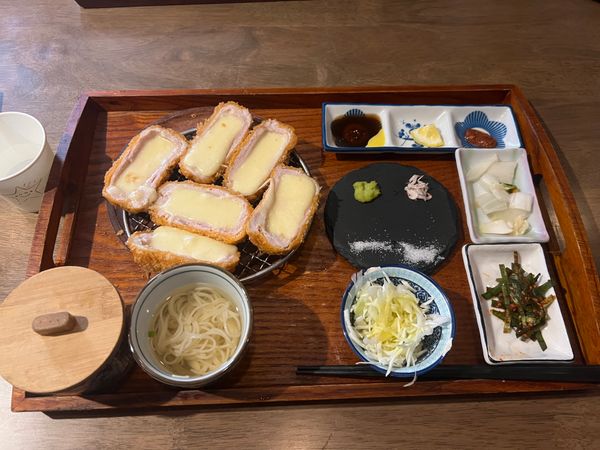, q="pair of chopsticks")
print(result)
[296,364,600,383]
